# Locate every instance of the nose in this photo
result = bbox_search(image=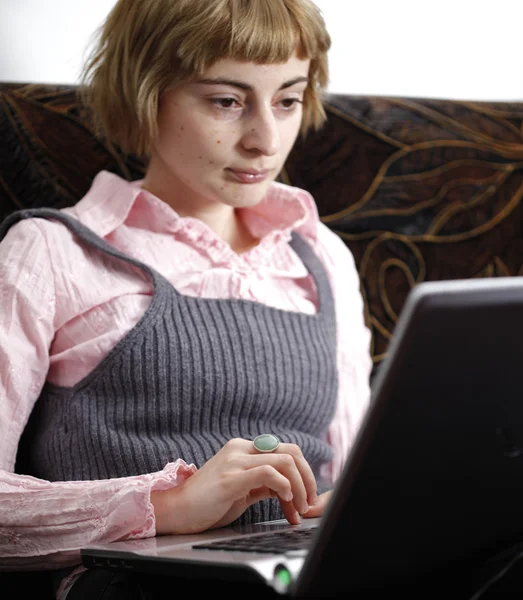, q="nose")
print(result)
[241,106,280,156]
